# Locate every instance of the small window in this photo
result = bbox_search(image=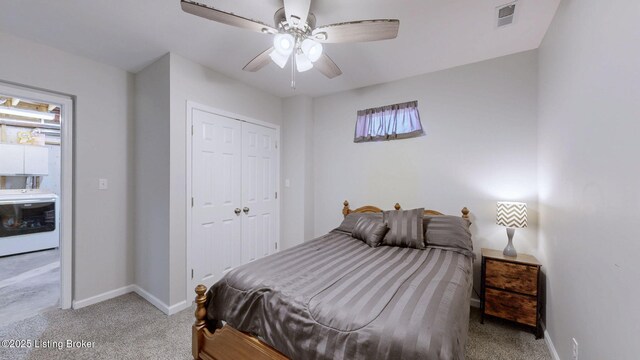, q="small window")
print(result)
[354,101,423,143]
